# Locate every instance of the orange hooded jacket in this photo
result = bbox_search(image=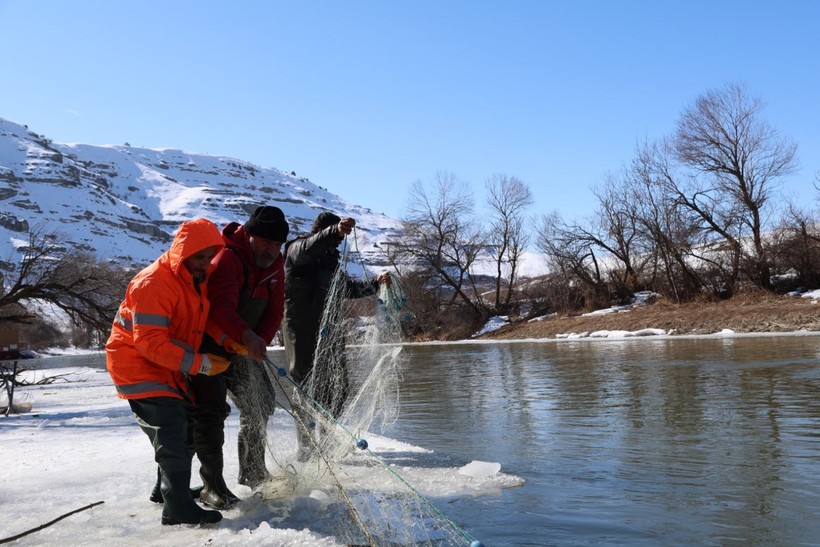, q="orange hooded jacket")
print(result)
[106,218,227,401]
